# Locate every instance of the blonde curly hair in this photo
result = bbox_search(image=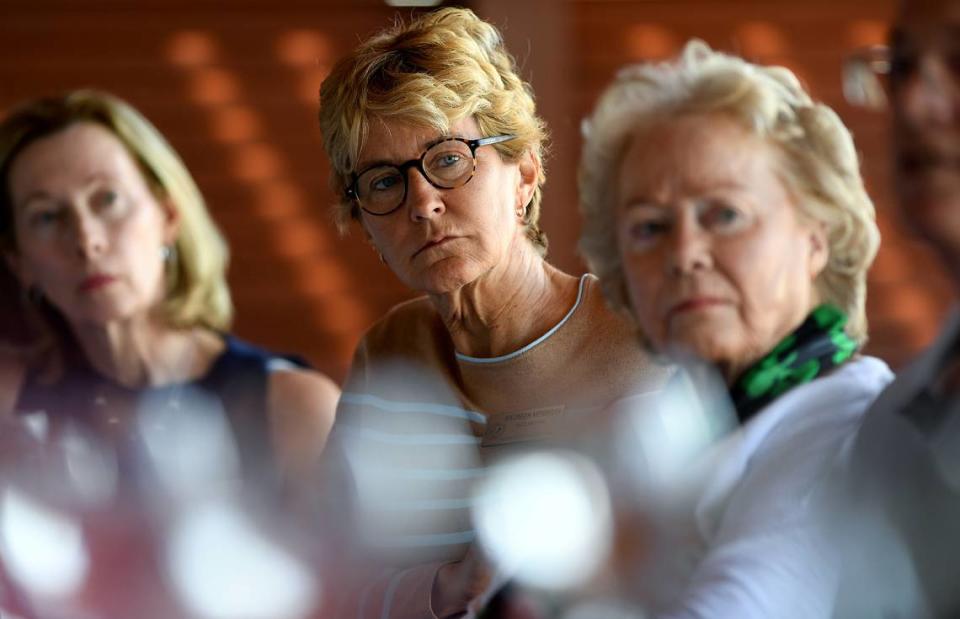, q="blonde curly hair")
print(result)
[579,40,880,344]
[319,7,550,255]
